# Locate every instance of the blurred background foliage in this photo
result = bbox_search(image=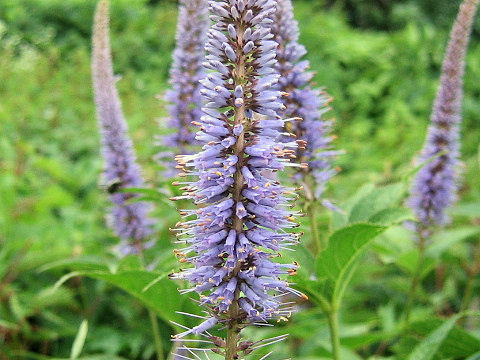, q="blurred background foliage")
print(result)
[1,0,479,359]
